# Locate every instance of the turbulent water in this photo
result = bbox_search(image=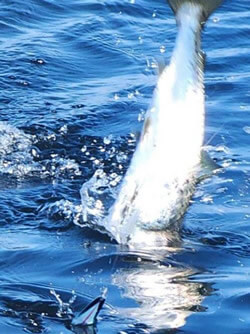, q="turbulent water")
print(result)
[0,0,249,333]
